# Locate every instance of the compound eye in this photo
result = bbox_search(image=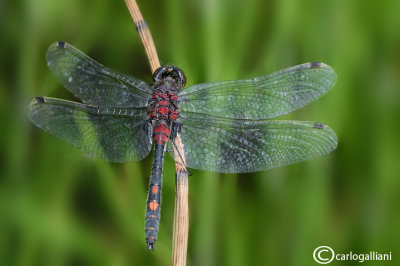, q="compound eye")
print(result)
[174,67,186,88]
[179,69,186,87]
[153,66,167,83]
